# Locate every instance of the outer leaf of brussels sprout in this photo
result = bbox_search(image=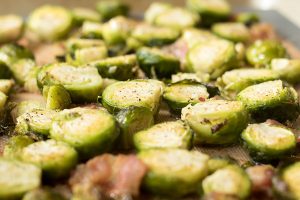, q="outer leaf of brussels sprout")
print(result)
[43,85,71,110]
